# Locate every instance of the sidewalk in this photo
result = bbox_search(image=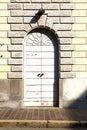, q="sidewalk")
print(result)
[0,108,87,128]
